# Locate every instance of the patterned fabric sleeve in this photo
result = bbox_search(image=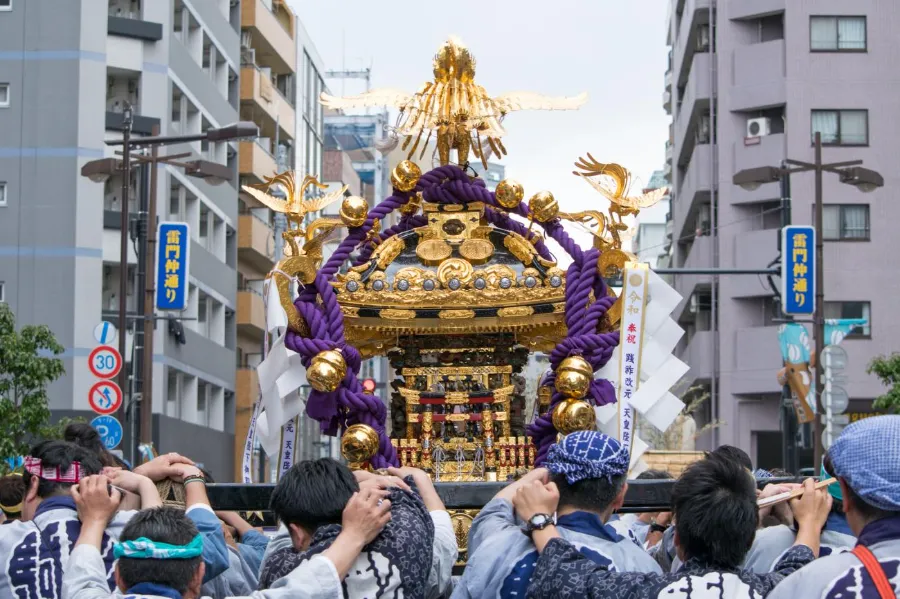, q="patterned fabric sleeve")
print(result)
[526,537,653,599]
[753,545,816,594]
